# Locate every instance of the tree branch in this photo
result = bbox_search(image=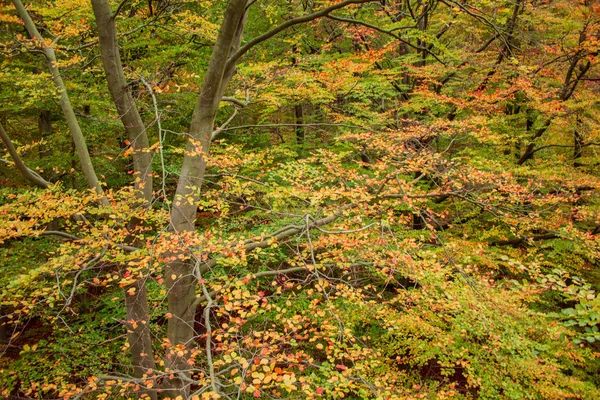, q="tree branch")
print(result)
[211,107,239,140]
[529,142,600,156]
[192,266,306,309]
[217,122,371,132]
[112,0,131,19]
[326,14,446,65]
[221,96,248,107]
[475,34,497,53]
[0,121,51,188]
[196,204,357,275]
[227,0,378,66]
[439,0,509,49]
[491,233,559,247]
[12,0,105,199]
[40,231,140,252]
